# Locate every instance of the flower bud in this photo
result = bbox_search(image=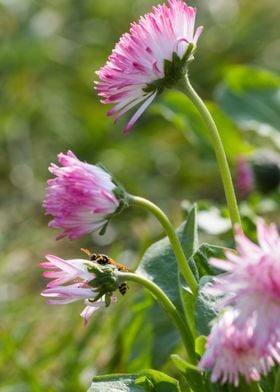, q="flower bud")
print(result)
[43,151,128,240]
